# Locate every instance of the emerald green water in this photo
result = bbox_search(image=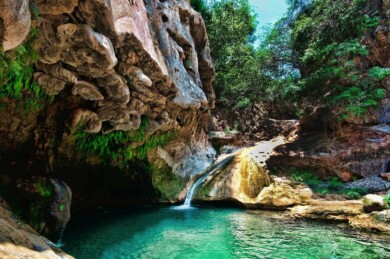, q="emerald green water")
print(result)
[62,206,390,259]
